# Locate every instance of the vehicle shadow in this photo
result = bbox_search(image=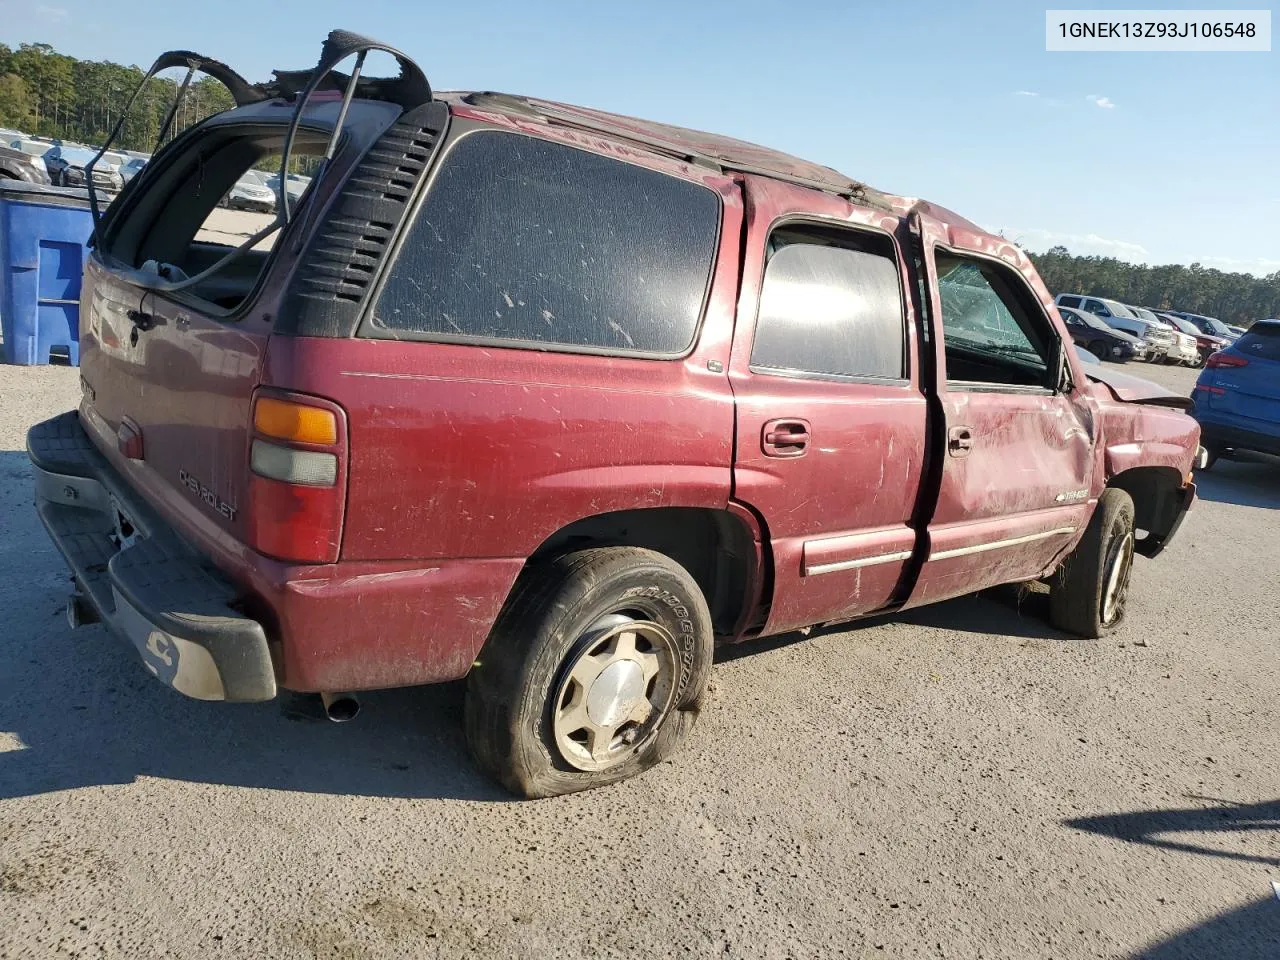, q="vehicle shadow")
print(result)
[1065,797,1280,868]
[1066,799,1280,958]
[0,451,510,803]
[1195,454,1280,509]
[717,585,1063,664]
[1130,898,1280,960]
[0,441,1088,804]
